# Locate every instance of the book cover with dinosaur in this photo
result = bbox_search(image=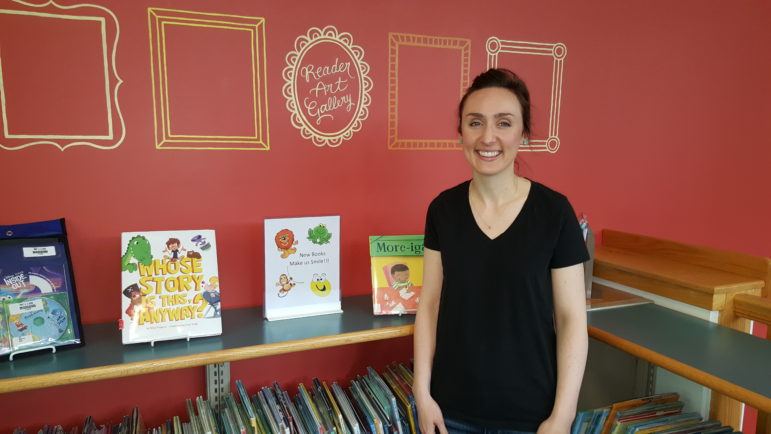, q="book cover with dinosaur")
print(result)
[369,235,424,315]
[263,216,341,321]
[120,229,221,344]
